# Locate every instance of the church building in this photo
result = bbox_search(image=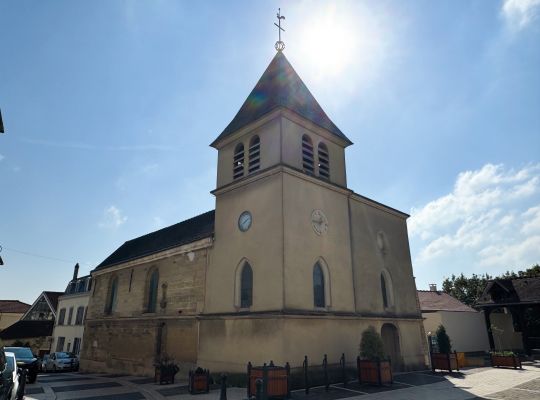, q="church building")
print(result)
[80,47,427,375]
